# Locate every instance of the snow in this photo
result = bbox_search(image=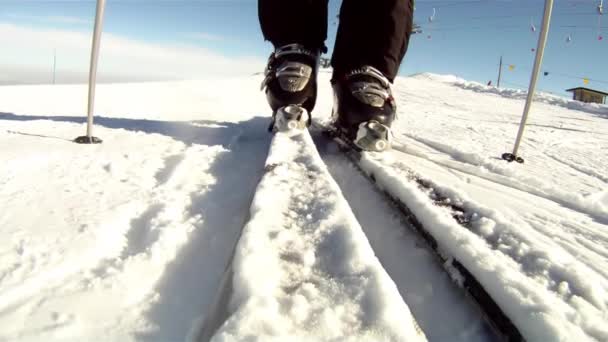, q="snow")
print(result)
[316,137,496,342]
[411,72,608,119]
[359,154,607,341]
[0,78,273,341]
[1,70,607,341]
[380,74,608,341]
[202,129,426,341]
